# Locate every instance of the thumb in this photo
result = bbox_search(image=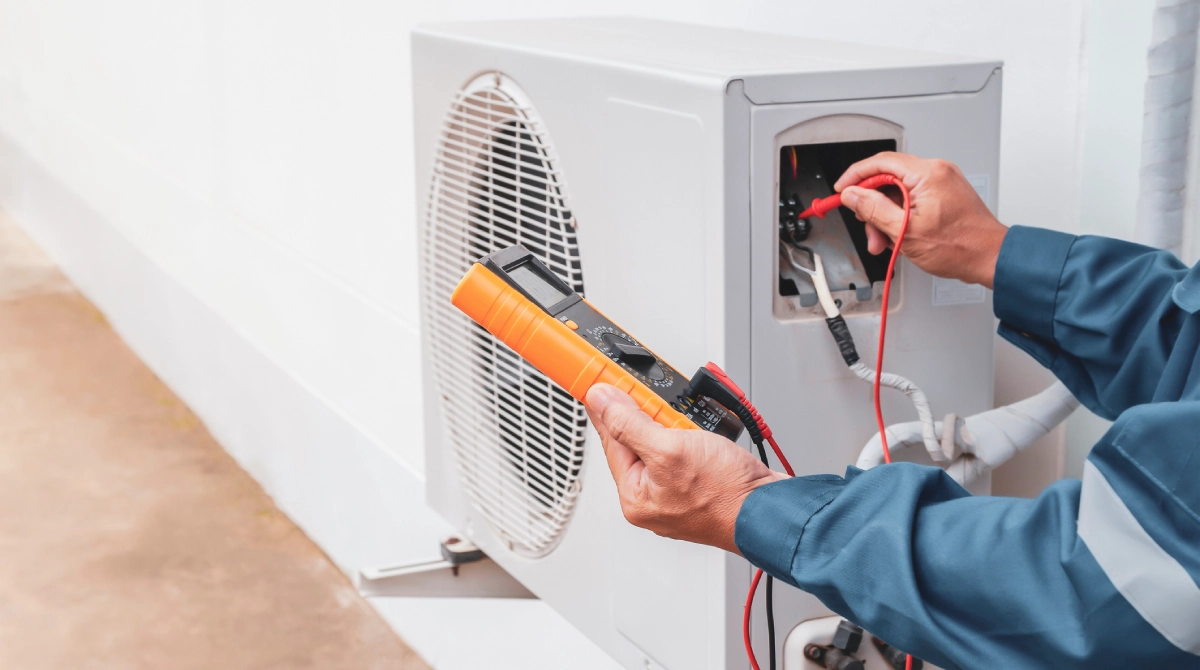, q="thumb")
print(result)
[842,186,904,240]
[585,384,667,462]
